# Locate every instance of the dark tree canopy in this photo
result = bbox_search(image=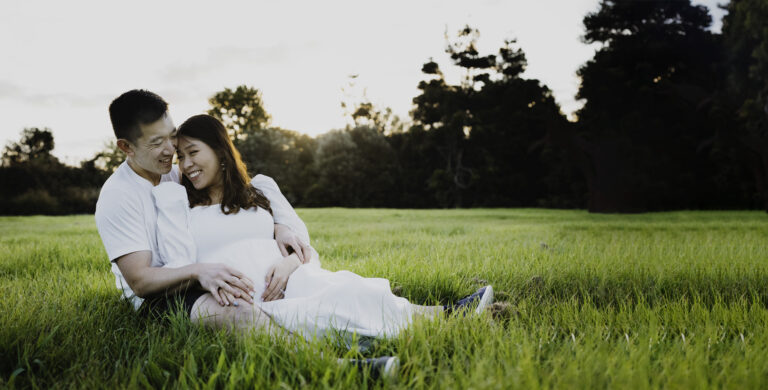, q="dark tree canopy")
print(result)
[405,26,574,208]
[90,140,125,173]
[2,128,56,166]
[304,126,398,207]
[235,126,316,205]
[582,0,712,44]
[1,128,107,215]
[207,86,271,142]
[718,0,768,210]
[569,0,730,212]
